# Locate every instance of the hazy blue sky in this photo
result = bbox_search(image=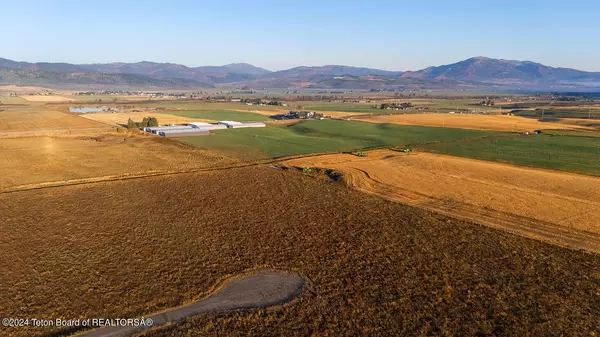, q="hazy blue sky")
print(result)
[1,0,599,71]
